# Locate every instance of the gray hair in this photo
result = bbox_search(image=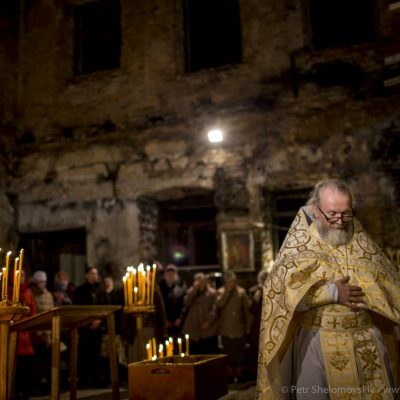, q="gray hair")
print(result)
[223,270,237,282]
[307,178,354,208]
[194,272,206,281]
